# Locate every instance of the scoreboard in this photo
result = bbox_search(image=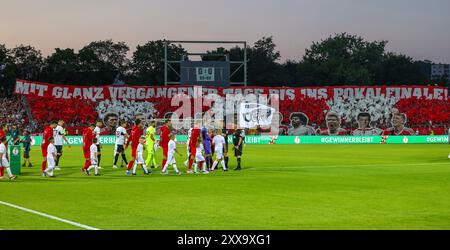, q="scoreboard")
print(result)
[180,61,230,87]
